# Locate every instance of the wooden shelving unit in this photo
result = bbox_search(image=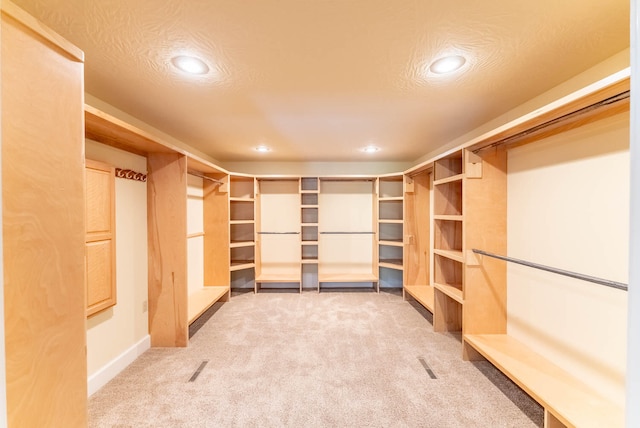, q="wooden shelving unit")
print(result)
[432,150,464,333]
[229,176,256,290]
[377,175,405,288]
